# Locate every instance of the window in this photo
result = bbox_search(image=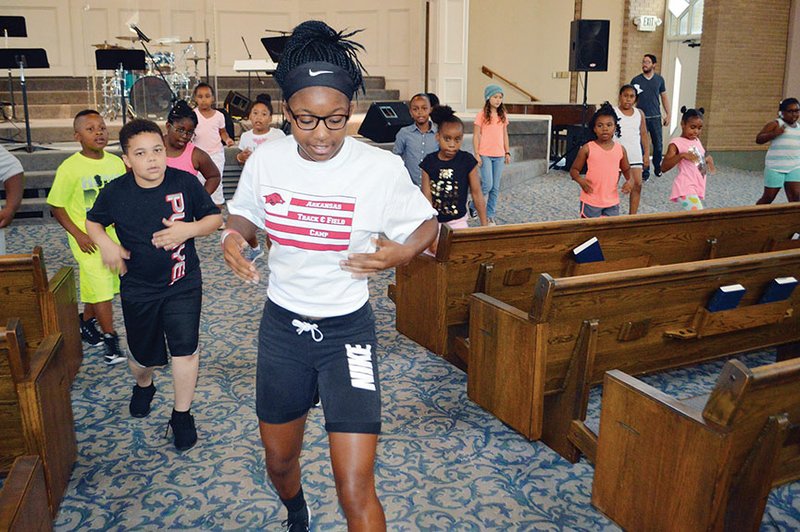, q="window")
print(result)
[668,0,703,38]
